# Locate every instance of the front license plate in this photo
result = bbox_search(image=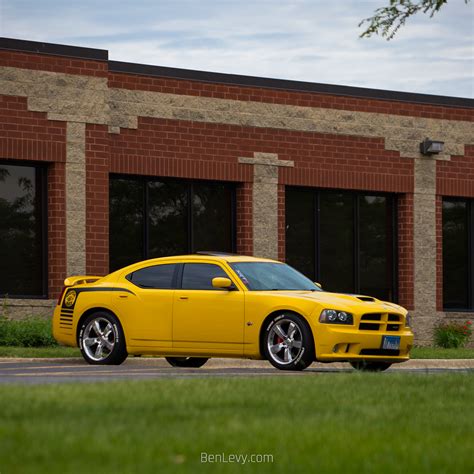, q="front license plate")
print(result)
[381,335,400,350]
